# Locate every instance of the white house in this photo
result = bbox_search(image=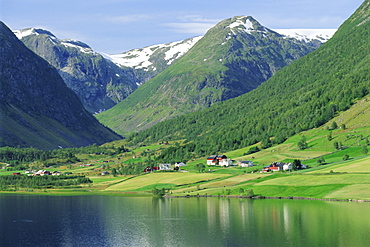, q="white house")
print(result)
[159,163,171,170]
[219,159,233,167]
[283,163,292,171]
[238,161,254,167]
[174,162,186,167]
